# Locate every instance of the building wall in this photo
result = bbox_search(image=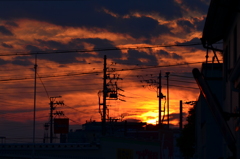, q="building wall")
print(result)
[101,137,160,159]
[223,8,240,159]
[0,143,104,159]
[195,64,225,159]
[100,129,181,159]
